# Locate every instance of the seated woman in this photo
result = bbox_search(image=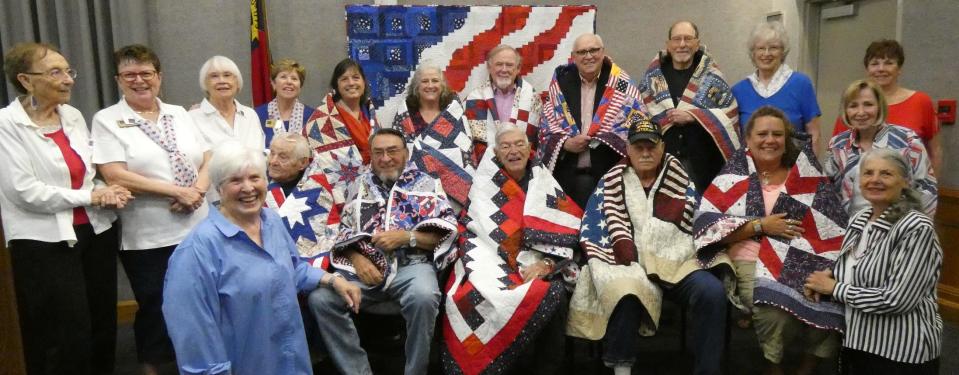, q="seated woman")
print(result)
[162,141,360,375]
[806,149,942,374]
[826,79,936,217]
[255,58,315,149]
[305,58,377,164]
[694,106,848,374]
[391,63,473,207]
[443,126,582,375]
